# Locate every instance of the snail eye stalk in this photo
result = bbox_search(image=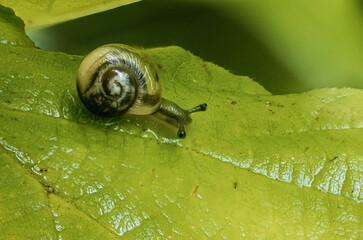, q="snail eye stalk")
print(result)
[187,103,207,114]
